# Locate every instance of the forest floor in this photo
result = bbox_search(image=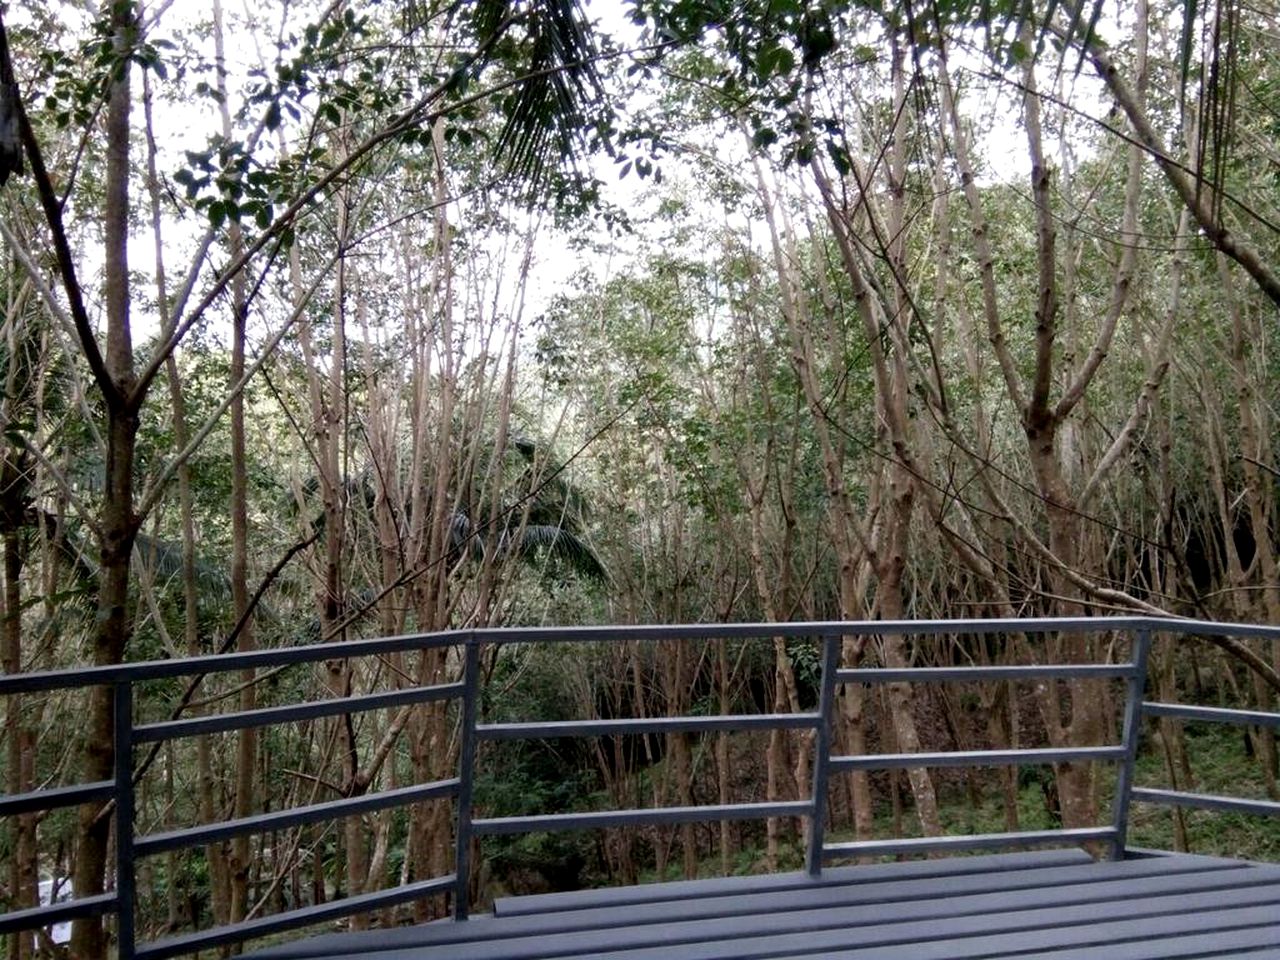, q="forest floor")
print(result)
[1126,724,1280,861]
